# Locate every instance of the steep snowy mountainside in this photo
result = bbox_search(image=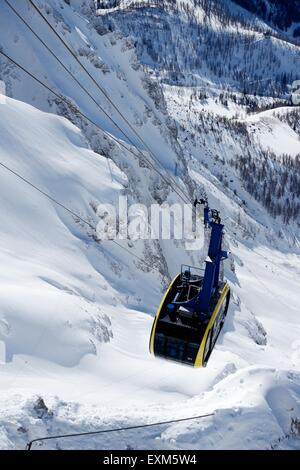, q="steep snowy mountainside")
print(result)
[95,0,300,225]
[0,97,299,450]
[246,107,300,157]
[0,95,129,365]
[0,0,203,277]
[0,0,299,451]
[163,85,300,230]
[97,0,300,96]
[96,0,300,43]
